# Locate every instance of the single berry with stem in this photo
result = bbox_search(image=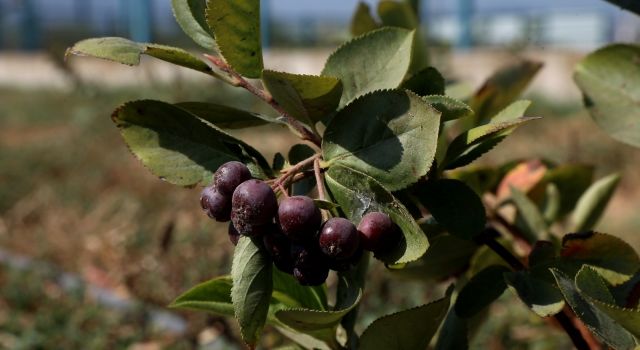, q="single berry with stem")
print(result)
[200,186,231,222]
[278,195,322,242]
[291,243,329,286]
[318,217,360,260]
[357,212,401,255]
[213,161,252,196]
[231,179,278,235]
